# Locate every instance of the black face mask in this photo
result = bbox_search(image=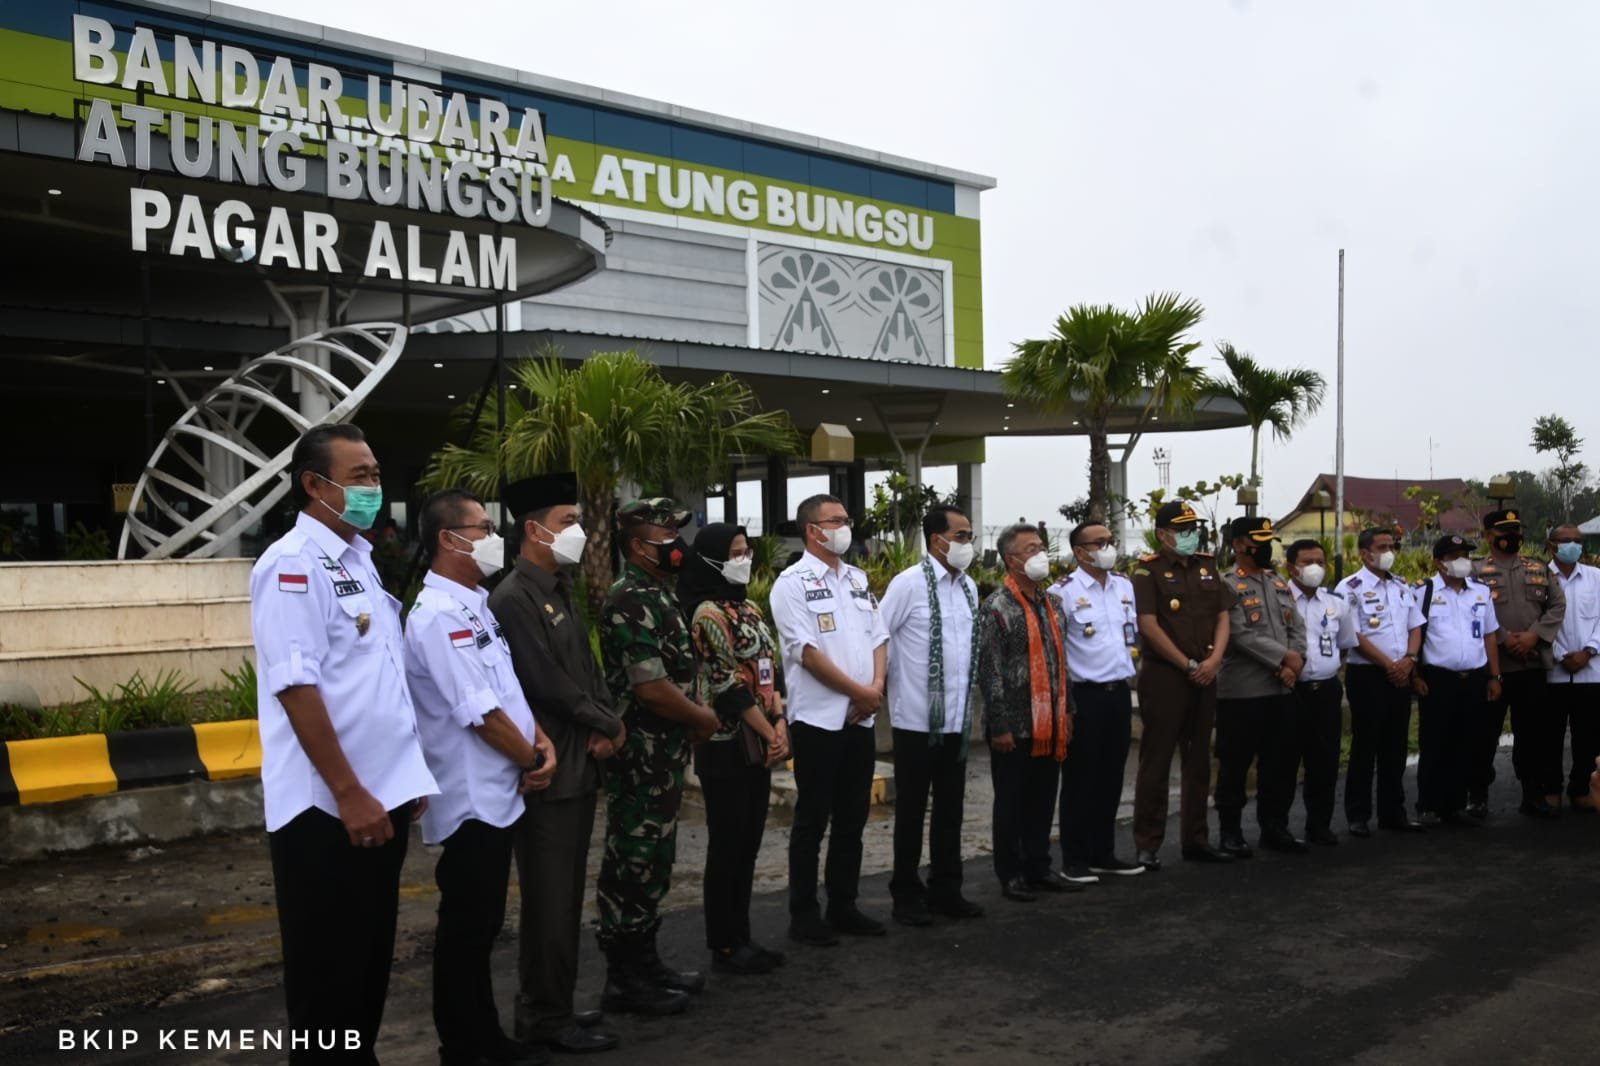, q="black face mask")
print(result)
[654,537,688,572]
[1242,542,1273,567]
[1495,533,1522,554]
